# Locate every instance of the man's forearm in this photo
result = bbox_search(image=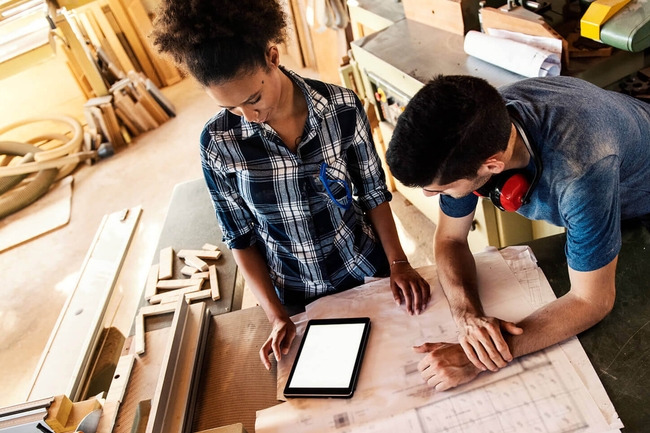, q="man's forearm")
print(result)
[434,238,483,322]
[506,292,610,357]
[232,245,287,323]
[507,258,617,358]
